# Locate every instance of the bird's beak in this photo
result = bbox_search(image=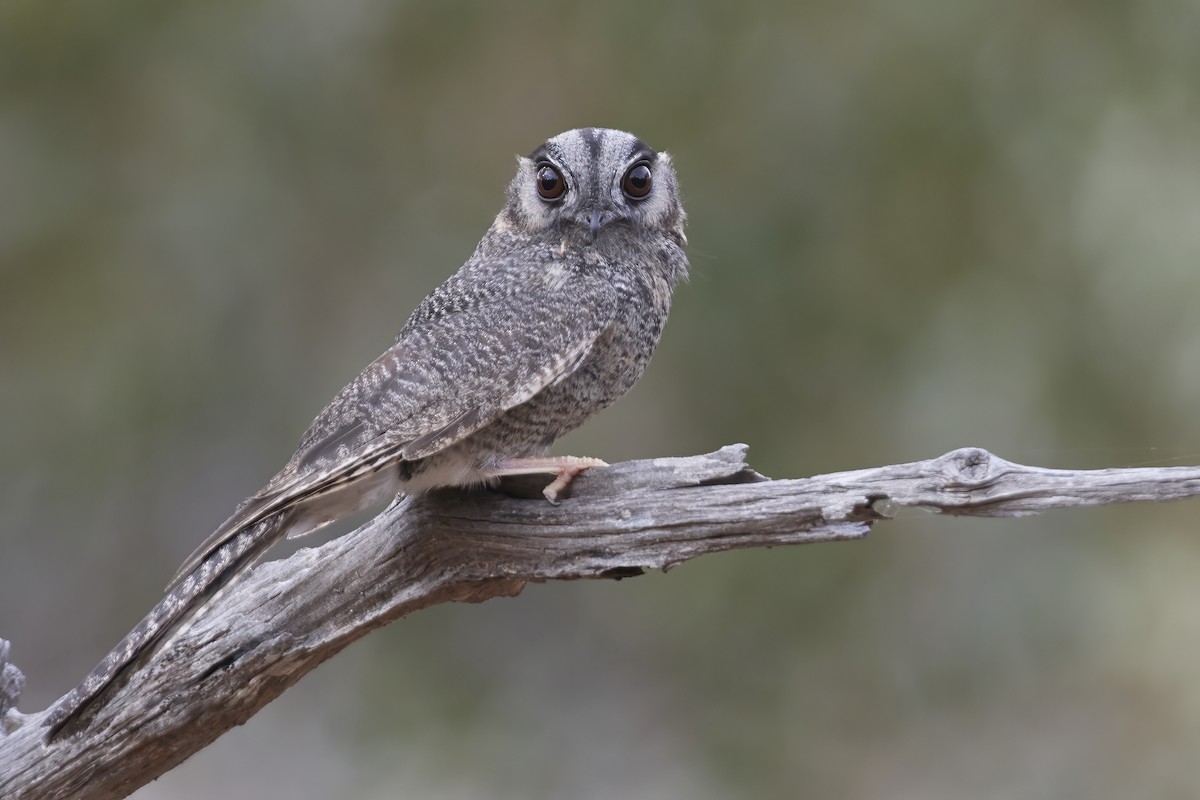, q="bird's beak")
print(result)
[588,208,603,240]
